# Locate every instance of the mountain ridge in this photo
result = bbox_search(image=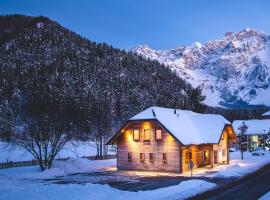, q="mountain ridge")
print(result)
[132,28,270,108]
